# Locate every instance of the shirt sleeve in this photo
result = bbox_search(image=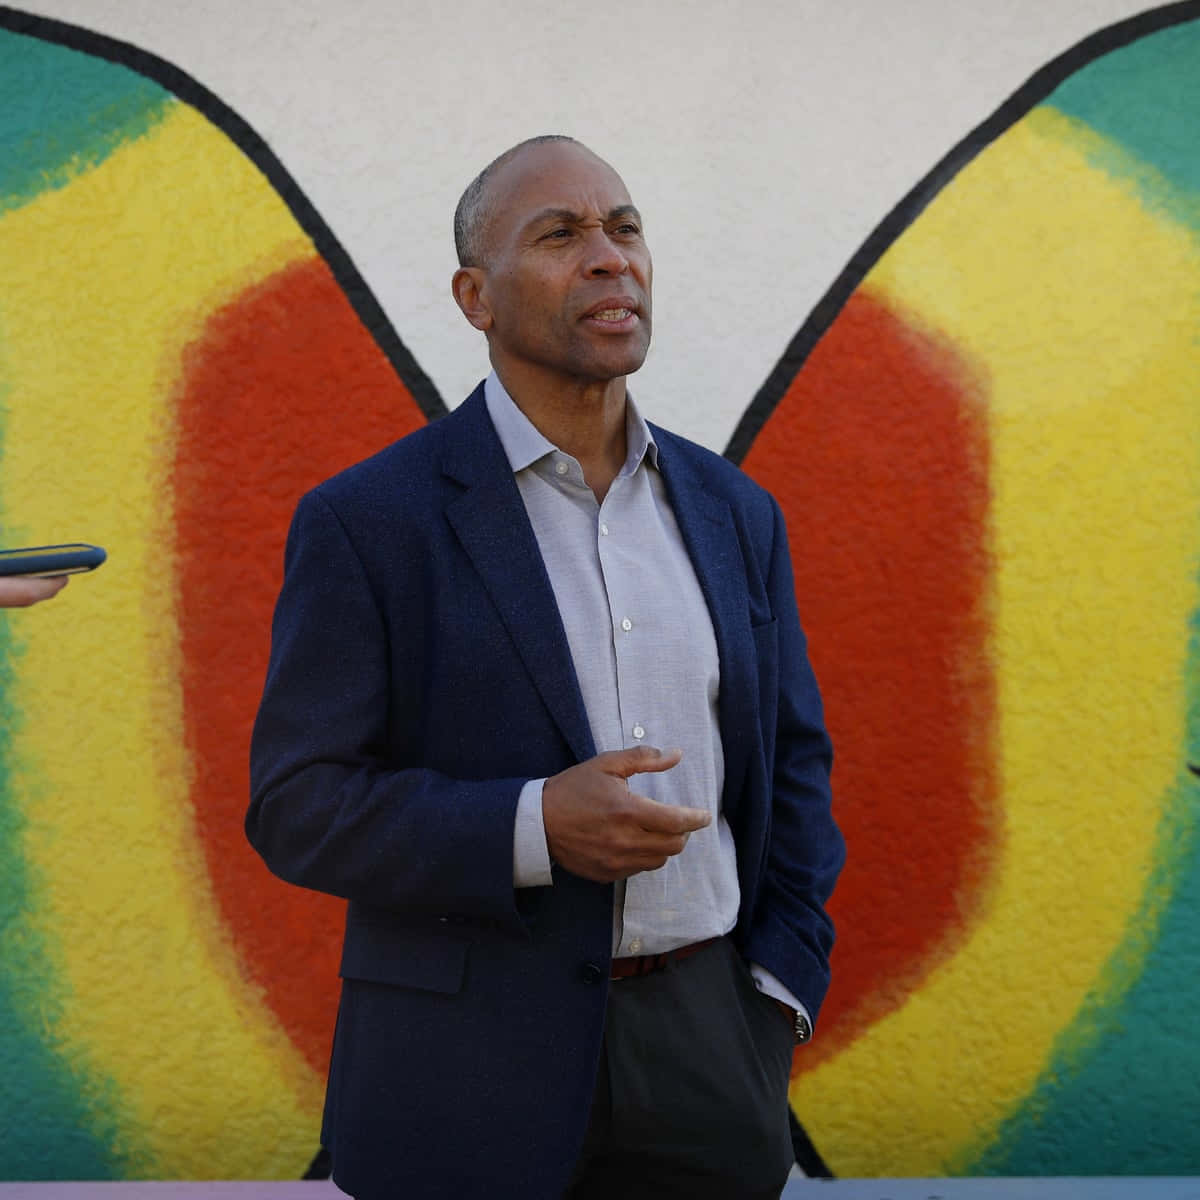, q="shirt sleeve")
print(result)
[513,778,554,887]
[750,961,813,1032]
